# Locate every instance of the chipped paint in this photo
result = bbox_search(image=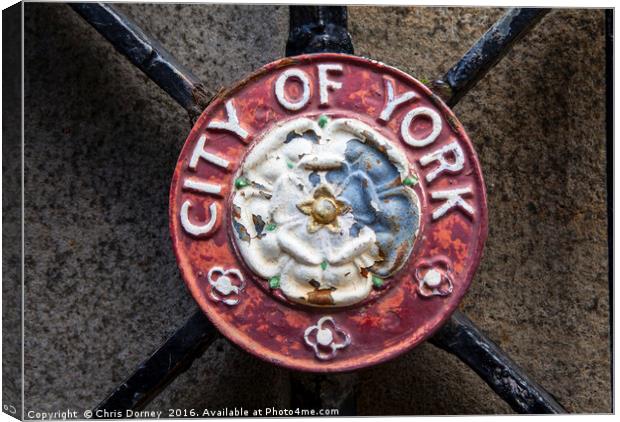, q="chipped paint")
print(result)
[230,116,420,307]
